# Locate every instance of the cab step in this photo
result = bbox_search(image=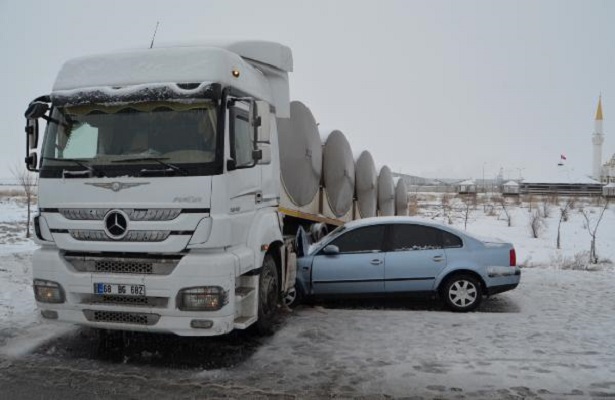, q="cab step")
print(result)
[233,276,259,329]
